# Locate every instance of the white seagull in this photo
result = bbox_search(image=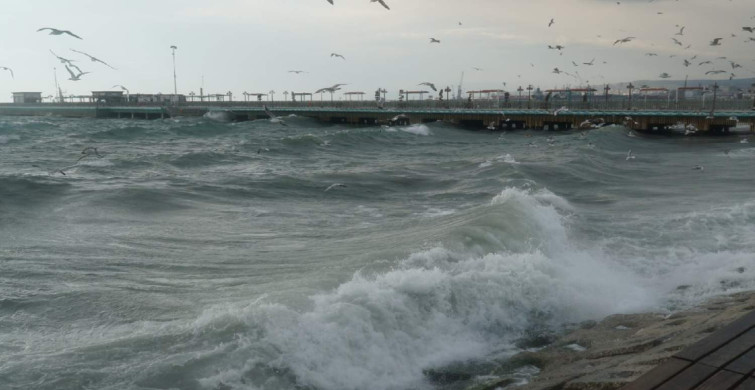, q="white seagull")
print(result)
[64,64,89,81]
[0,66,13,78]
[71,49,116,69]
[370,0,390,10]
[37,27,83,39]
[626,150,636,160]
[263,105,287,126]
[418,82,437,91]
